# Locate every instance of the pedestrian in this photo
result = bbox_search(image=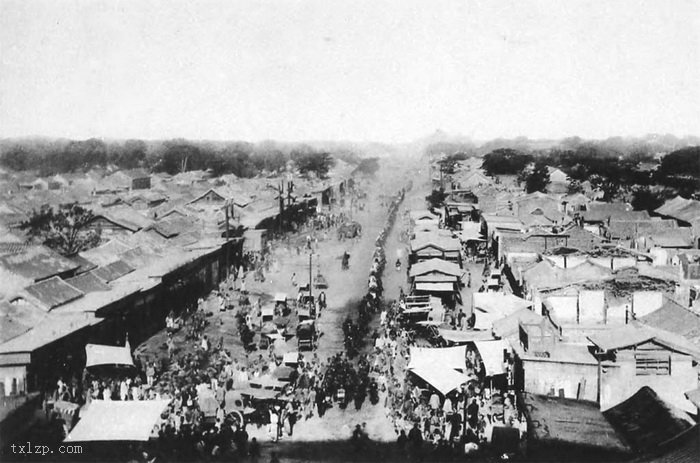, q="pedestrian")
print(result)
[291,272,297,287]
[167,334,175,359]
[249,437,260,463]
[408,422,423,460]
[146,362,155,387]
[268,407,279,442]
[286,401,298,436]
